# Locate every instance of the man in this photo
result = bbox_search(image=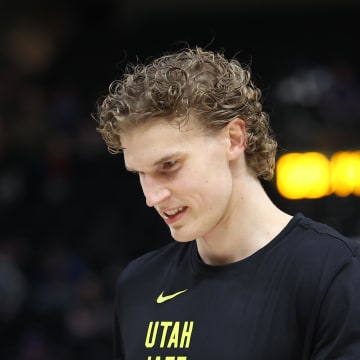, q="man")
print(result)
[96,47,360,359]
